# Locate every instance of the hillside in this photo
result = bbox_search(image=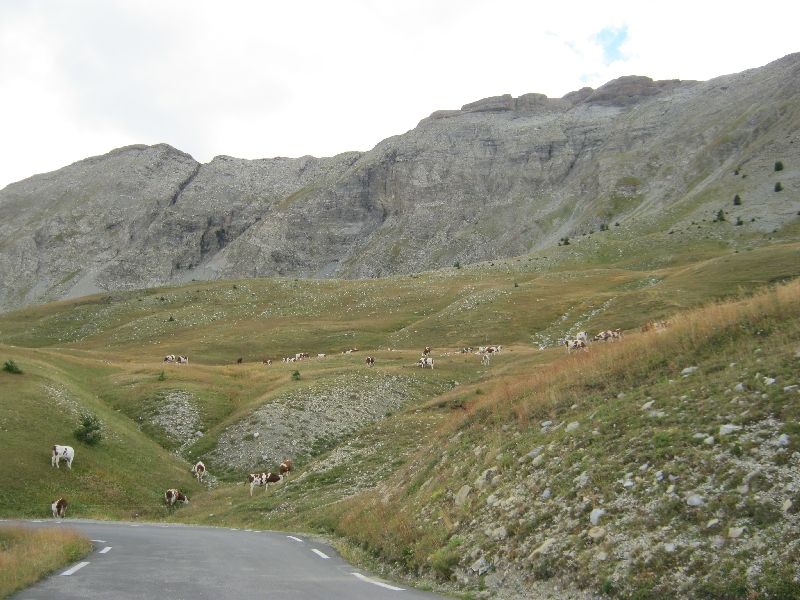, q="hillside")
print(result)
[1,229,799,597]
[0,53,798,311]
